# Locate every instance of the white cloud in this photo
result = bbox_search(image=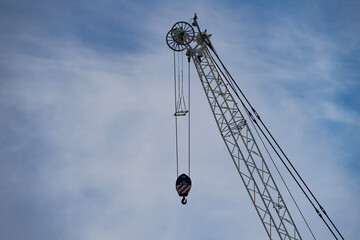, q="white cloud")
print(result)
[0,1,359,240]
